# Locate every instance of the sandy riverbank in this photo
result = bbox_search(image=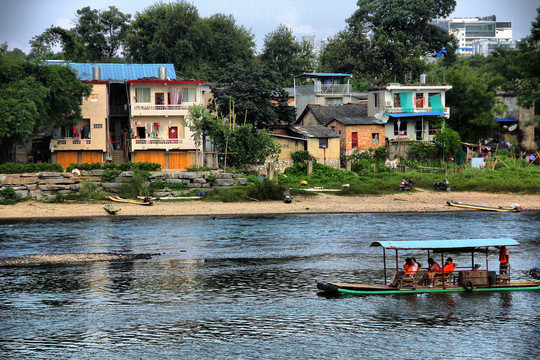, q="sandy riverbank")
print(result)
[0,191,538,220]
